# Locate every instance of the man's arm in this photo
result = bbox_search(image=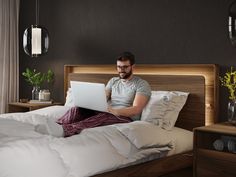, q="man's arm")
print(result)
[105,89,111,100]
[107,93,149,119]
